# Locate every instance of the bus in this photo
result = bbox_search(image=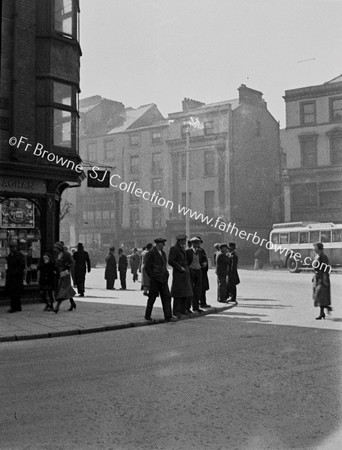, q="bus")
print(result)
[269,222,342,273]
